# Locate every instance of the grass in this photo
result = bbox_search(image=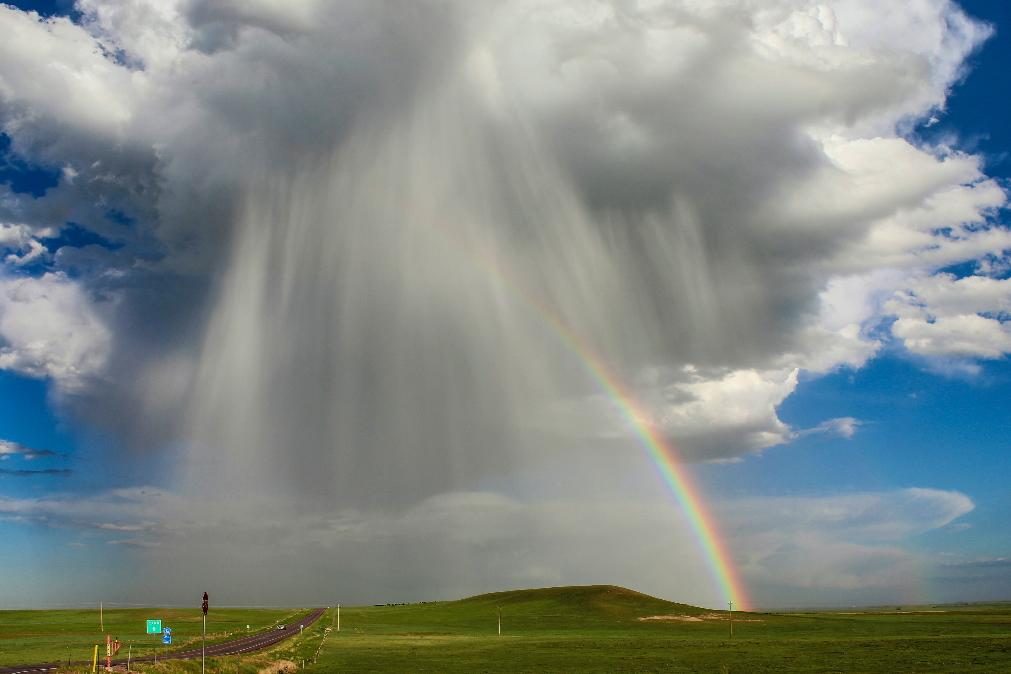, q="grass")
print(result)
[4,586,1011,672]
[0,606,298,667]
[308,586,1011,673]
